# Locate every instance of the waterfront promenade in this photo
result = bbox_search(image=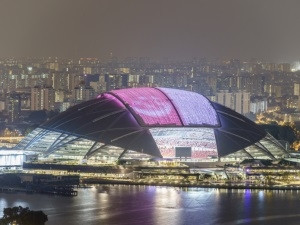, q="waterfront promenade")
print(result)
[3,160,300,194]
